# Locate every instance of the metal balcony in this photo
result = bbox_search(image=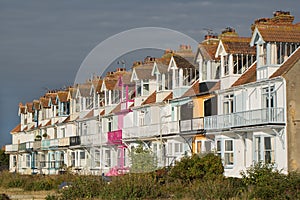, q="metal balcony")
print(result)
[81,133,106,147]
[123,121,179,140]
[179,117,204,133]
[5,144,18,152]
[204,107,285,131]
